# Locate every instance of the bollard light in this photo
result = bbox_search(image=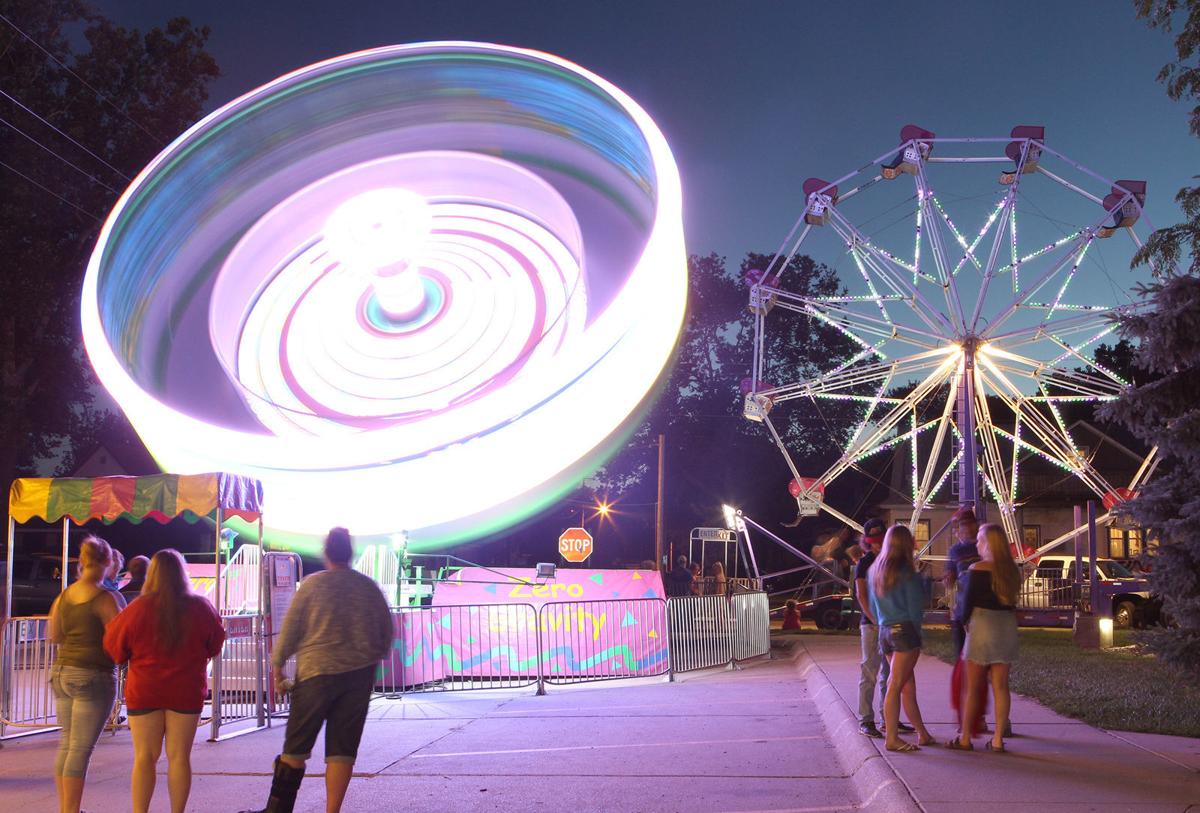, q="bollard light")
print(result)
[1099,617,1114,649]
